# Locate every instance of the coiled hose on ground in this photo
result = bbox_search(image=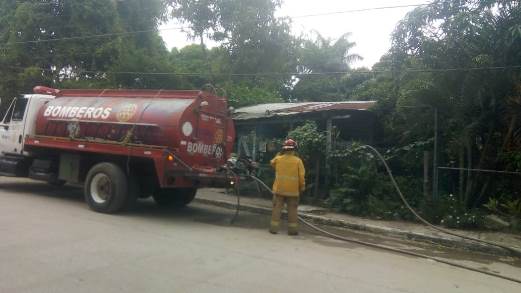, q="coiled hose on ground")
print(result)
[233,145,521,284]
